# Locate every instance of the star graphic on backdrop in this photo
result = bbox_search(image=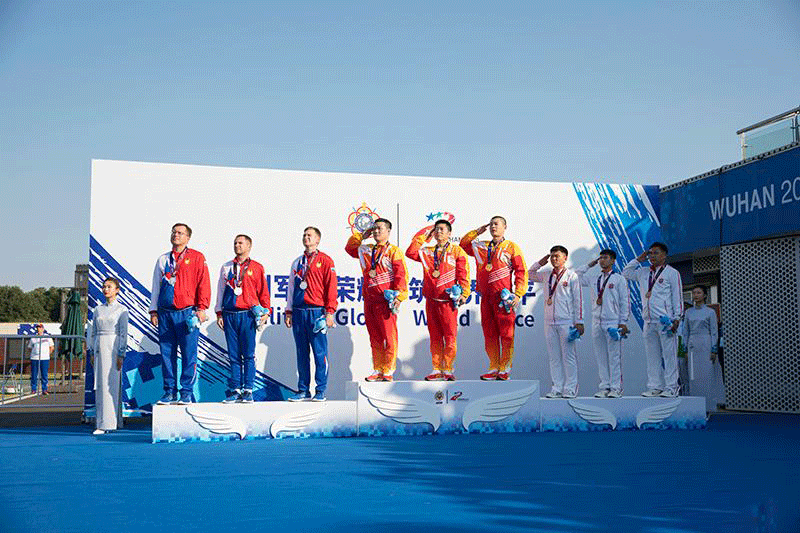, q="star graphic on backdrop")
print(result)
[426,213,436,221]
